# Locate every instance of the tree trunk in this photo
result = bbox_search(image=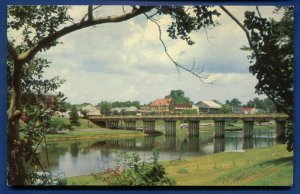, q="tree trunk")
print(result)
[7,60,26,185]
